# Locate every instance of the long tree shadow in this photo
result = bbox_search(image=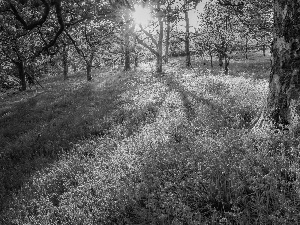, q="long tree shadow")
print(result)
[162,74,227,122]
[0,75,127,215]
